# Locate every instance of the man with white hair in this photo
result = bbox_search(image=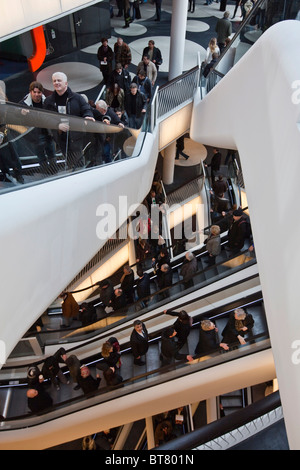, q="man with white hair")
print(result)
[44,72,94,170]
[94,100,124,127]
[91,99,125,165]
